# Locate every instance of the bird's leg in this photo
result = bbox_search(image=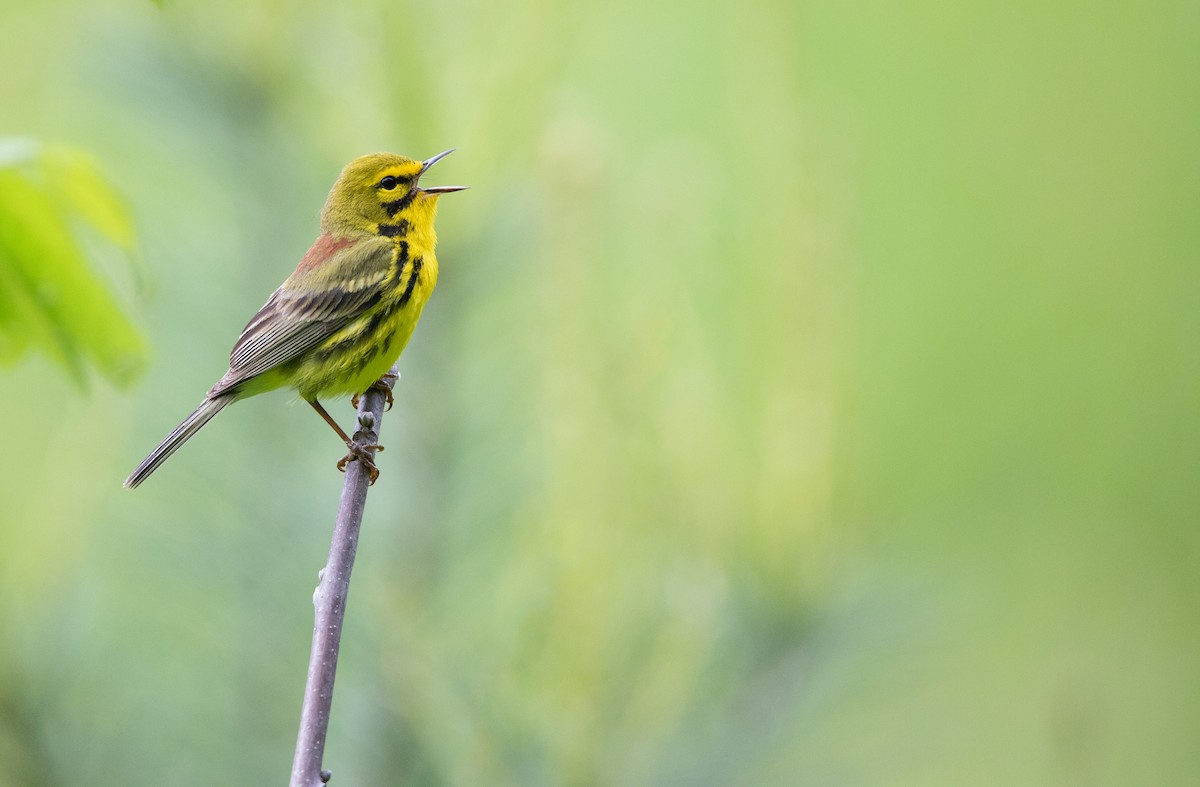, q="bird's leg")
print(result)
[308,398,353,444]
[308,399,382,484]
[351,371,399,411]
